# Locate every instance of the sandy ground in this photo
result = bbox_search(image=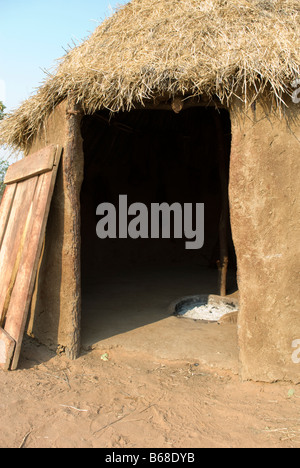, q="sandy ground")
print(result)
[0,334,300,449]
[0,266,299,448]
